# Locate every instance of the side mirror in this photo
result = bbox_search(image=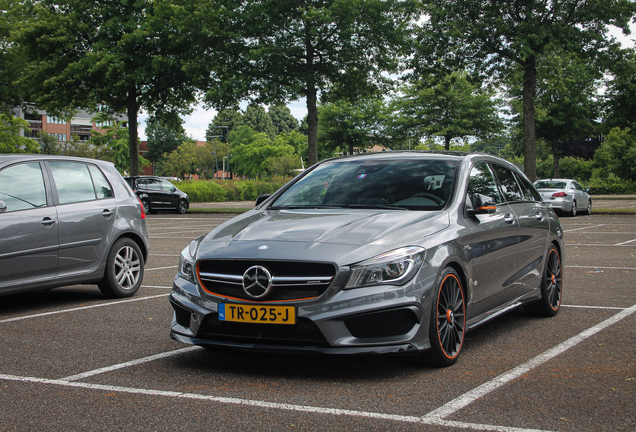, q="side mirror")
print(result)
[584,188,591,193]
[255,194,271,207]
[0,200,6,213]
[468,193,497,215]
